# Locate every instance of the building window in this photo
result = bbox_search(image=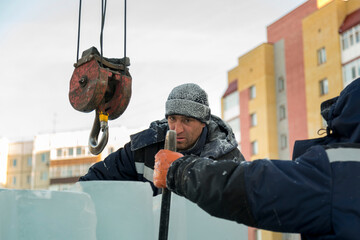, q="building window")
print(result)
[12,159,17,167]
[27,175,31,184]
[342,31,349,50]
[355,25,360,43]
[41,172,48,181]
[341,33,347,50]
[250,113,257,127]
[350,32,354,46]
[13,176,16,185]
[319,79,329,95]
[249,85,256,100]
[27,157,32,166]
[68,148,74,156]
[279,105,286,121]
[352,66,357,79]
[280,134,287,150]
[278,76,285,92]
[317,47,326,65]
[343,58,360,87]
[223,91,240,120]
[57,149,62,157]
[251,141,258,155]
[41,153,47,163]
[224,92,239,110]
[76,147,82,155]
